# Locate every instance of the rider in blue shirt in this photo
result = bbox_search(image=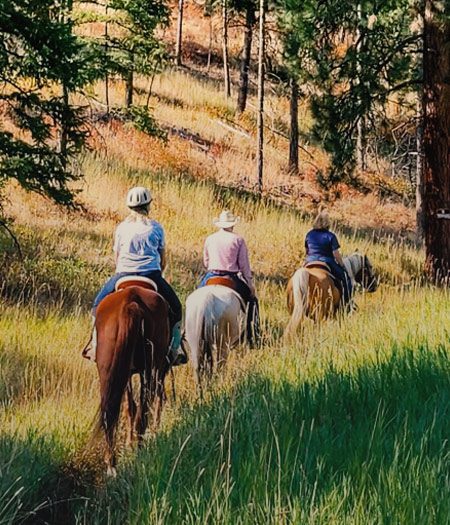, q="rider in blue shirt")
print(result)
[305,209,353,305]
